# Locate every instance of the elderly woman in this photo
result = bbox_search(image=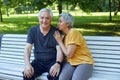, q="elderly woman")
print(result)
[54,12,94,80]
